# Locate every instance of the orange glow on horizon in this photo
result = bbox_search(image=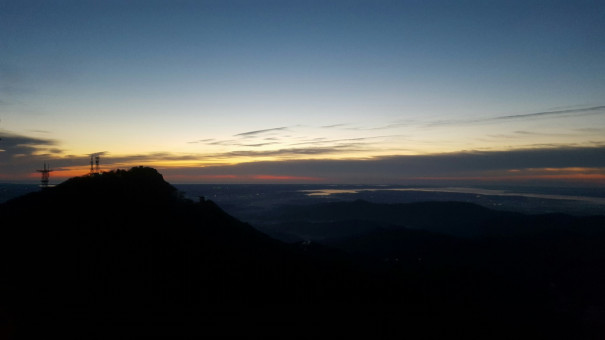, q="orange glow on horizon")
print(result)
[53,169,91,179]
[10,157,605,185]
[166,174,239,181]
[252,175,324,181]
[163,174,325,183]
